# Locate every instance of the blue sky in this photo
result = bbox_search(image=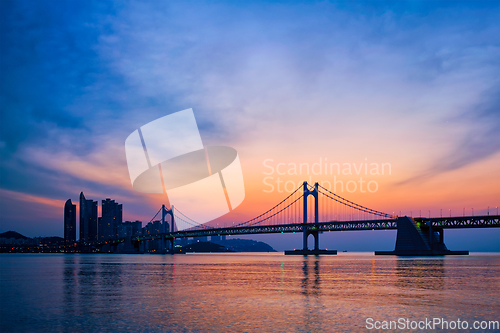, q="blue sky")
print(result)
[1,0,499,251]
